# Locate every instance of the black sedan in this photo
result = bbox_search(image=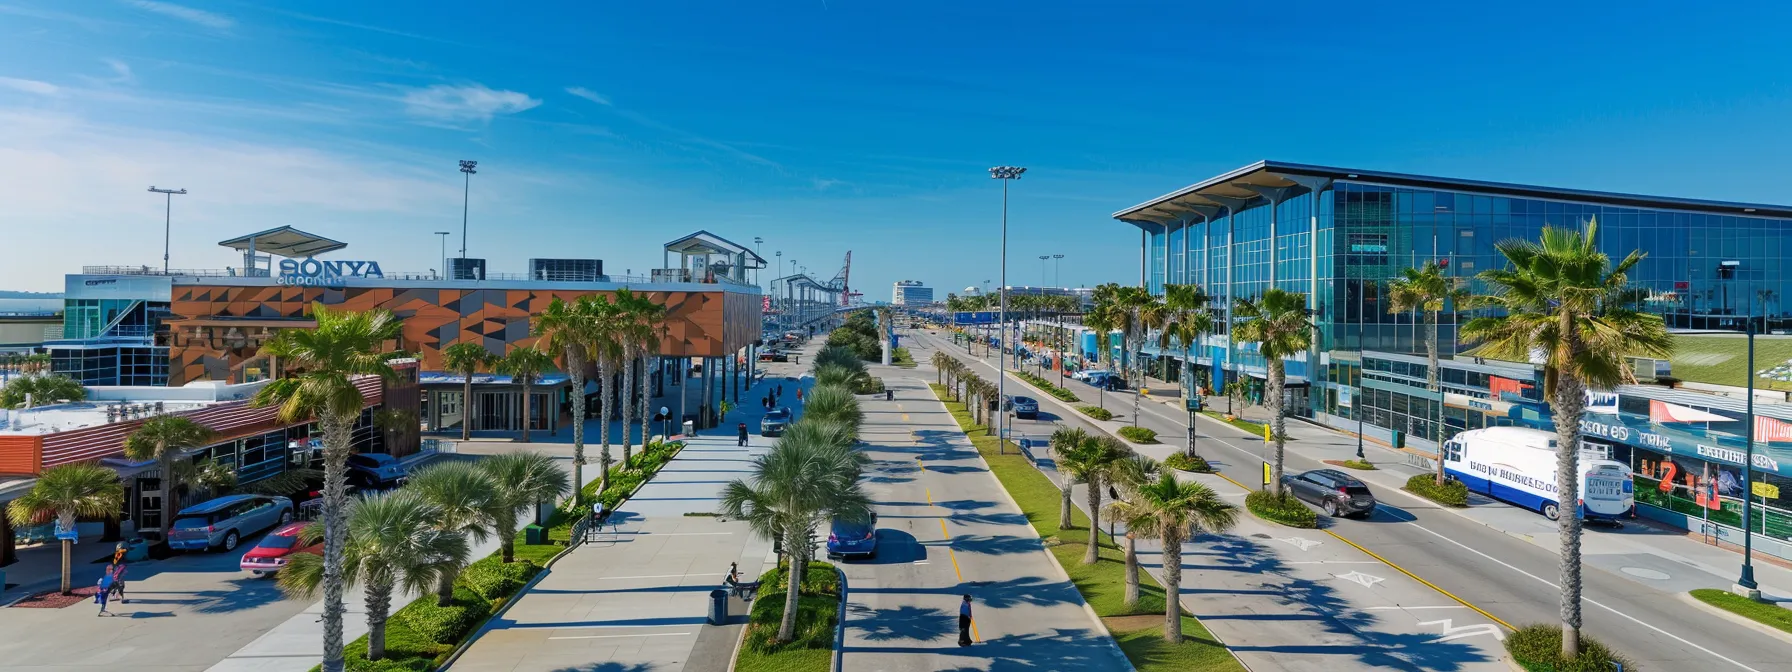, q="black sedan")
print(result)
[1279,469,1378,518]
